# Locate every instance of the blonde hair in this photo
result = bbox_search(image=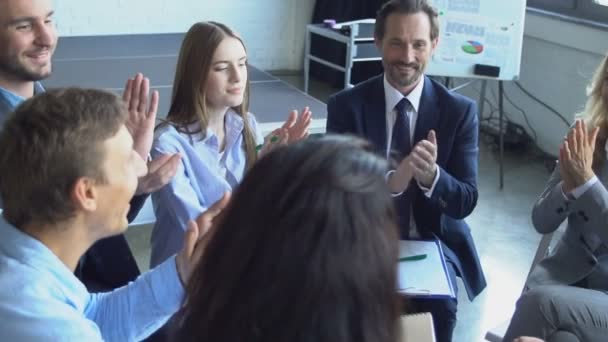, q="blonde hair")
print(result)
[577,54,608,169]
[165,21,258,169]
